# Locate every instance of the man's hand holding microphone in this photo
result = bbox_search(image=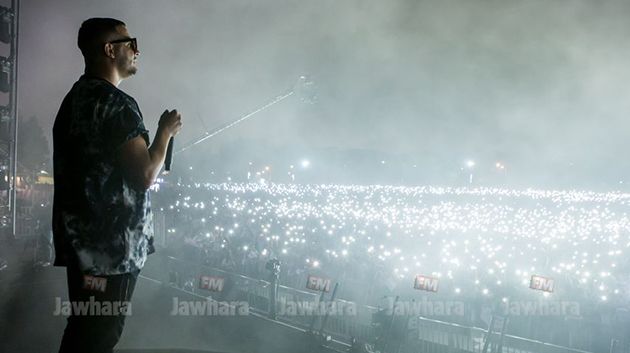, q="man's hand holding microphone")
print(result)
[158,109,183,172]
